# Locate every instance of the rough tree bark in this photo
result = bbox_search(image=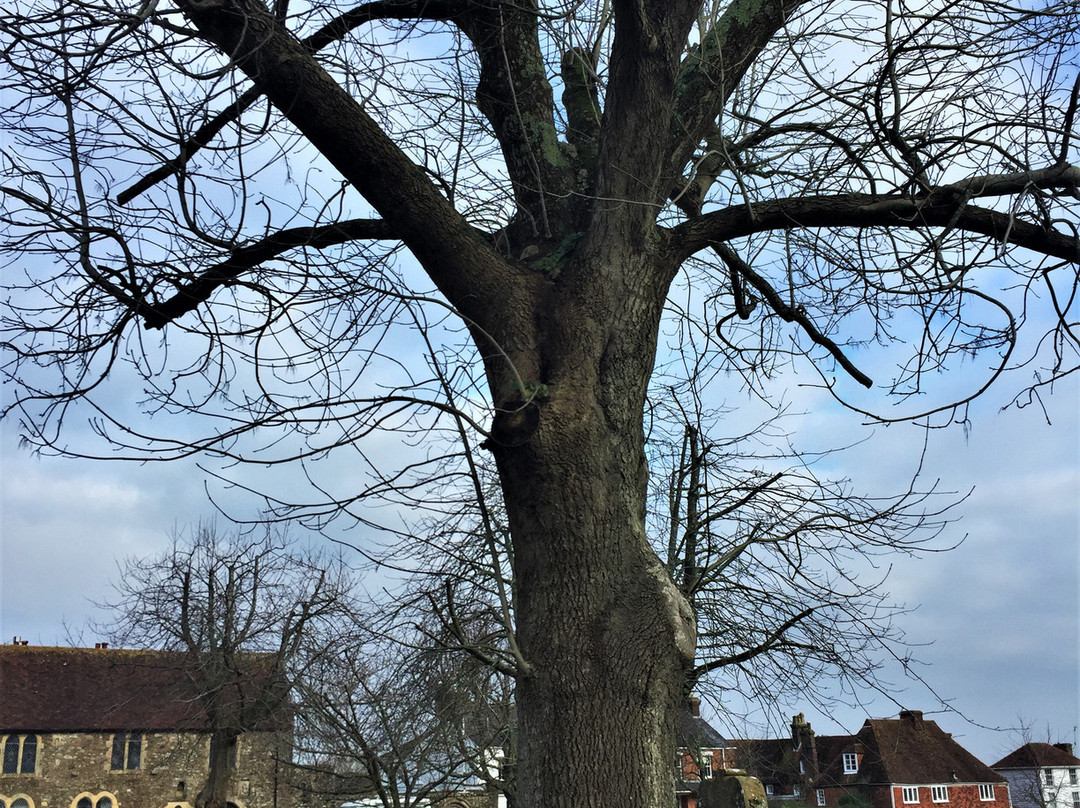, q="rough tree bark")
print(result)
[168,4,709,803]
[4,0,1079,806]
